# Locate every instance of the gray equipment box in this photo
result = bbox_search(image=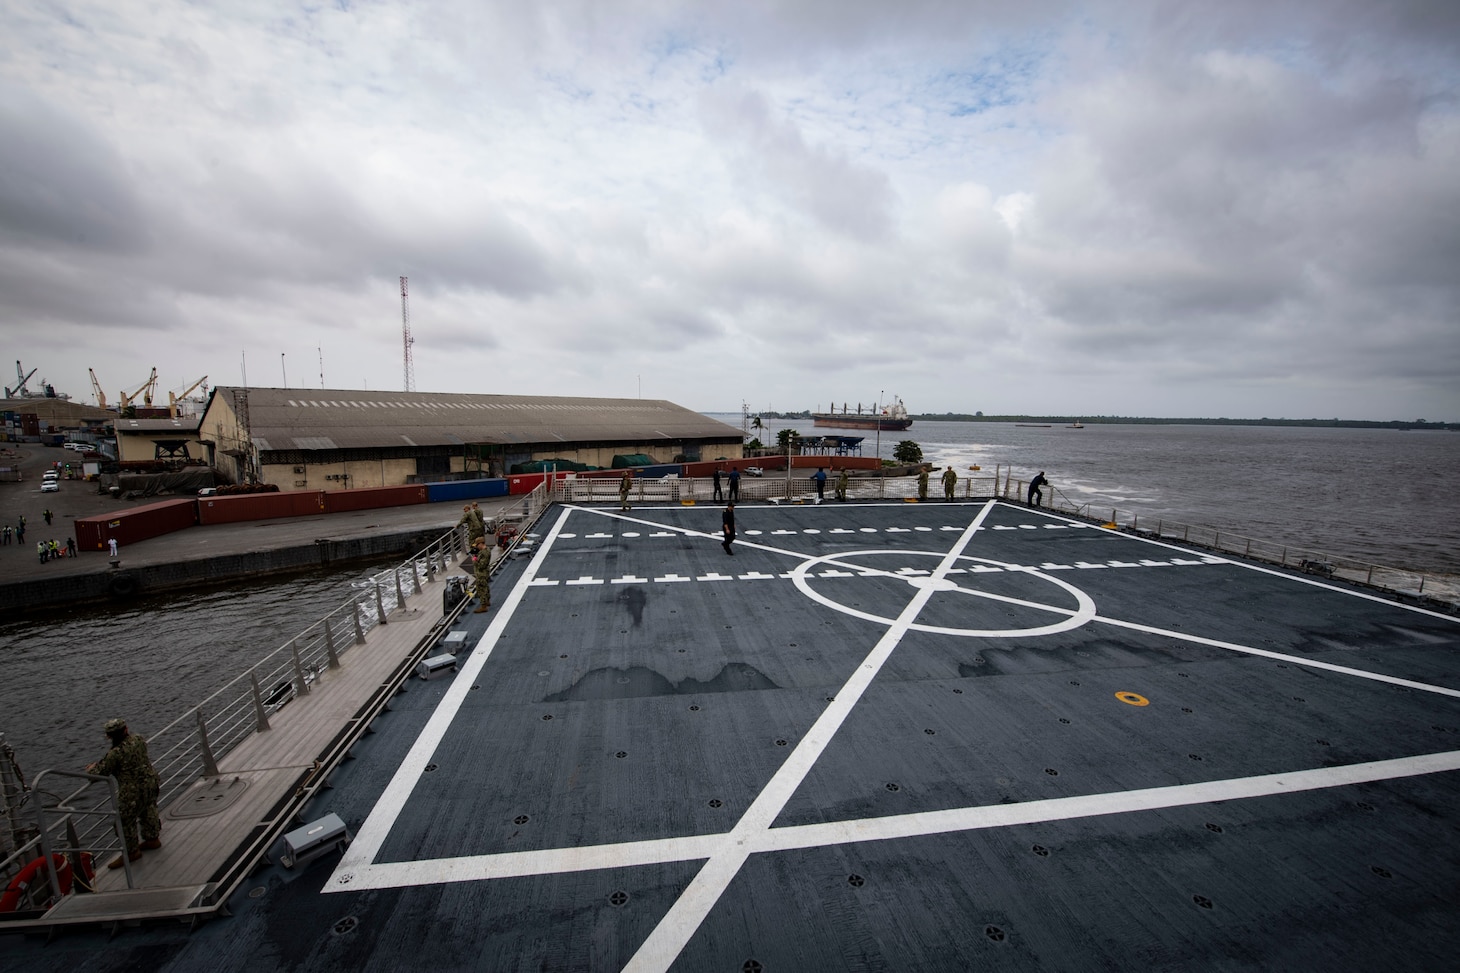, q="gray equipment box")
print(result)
[416,654,458,680]
[281,812,350,869]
